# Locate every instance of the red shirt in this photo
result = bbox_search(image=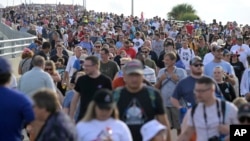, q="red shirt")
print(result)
[112,77,125,90]
[186,24,193,35]
[119,47,136,59]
